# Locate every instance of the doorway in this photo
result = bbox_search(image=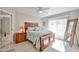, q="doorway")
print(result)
[0,9,12,51]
